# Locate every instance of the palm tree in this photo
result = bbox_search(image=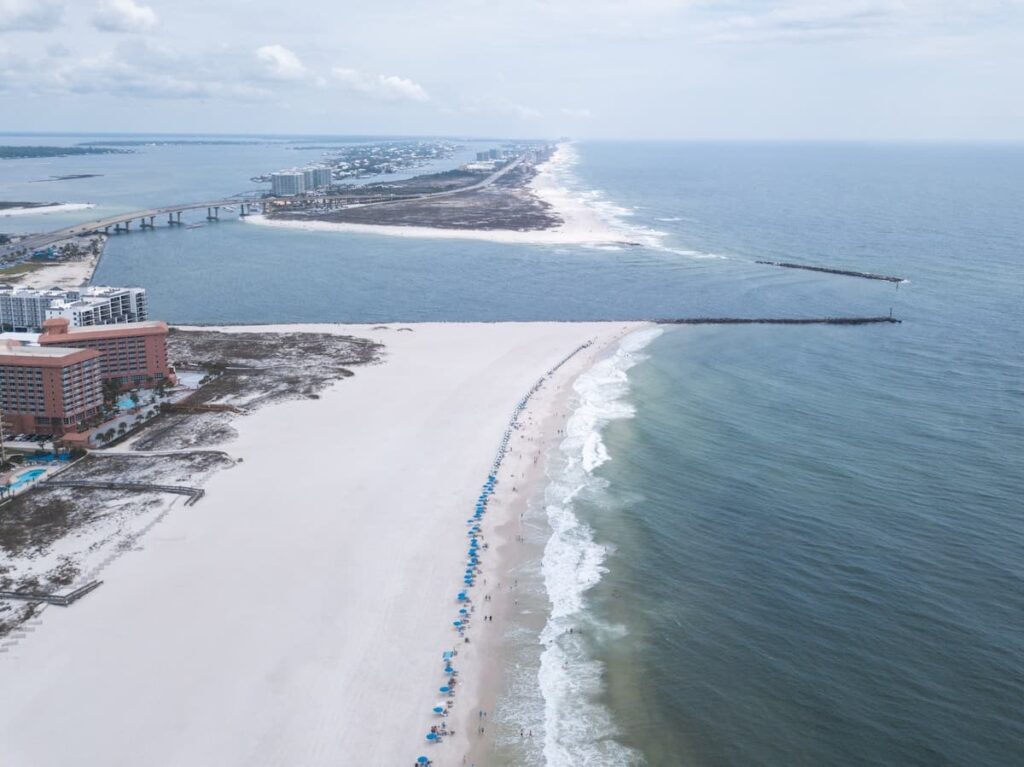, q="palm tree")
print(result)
[102,379,121,409]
